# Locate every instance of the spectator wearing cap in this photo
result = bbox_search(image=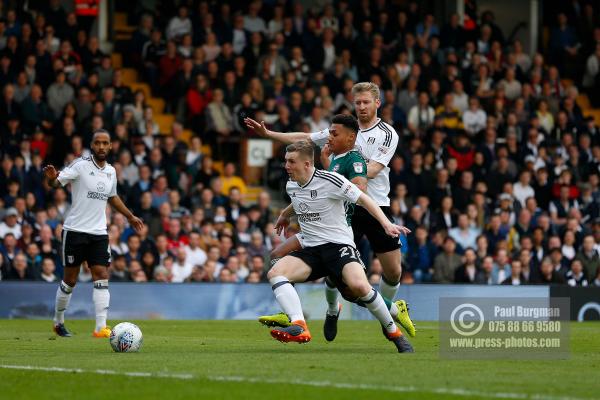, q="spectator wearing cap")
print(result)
[0,208,21,239]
